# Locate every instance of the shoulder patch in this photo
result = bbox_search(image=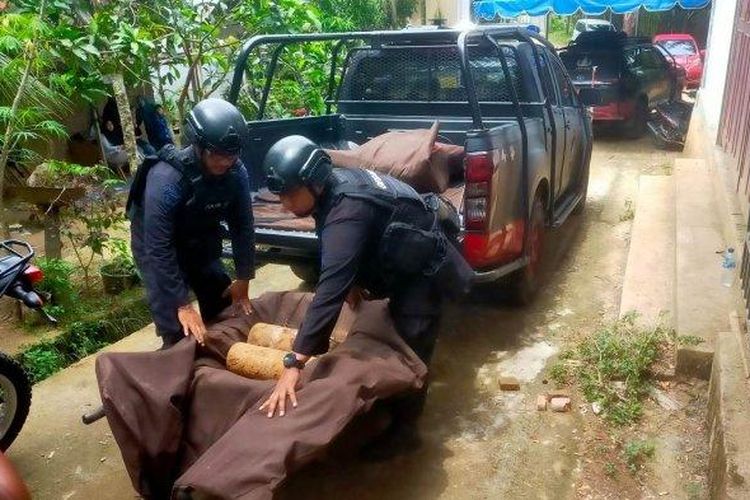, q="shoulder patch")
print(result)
[160,183,182,211]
